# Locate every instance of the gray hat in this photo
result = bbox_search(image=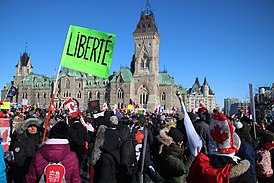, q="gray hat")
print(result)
[110,116,118,125]
[177,112,184,120]
[159,115,165,121]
